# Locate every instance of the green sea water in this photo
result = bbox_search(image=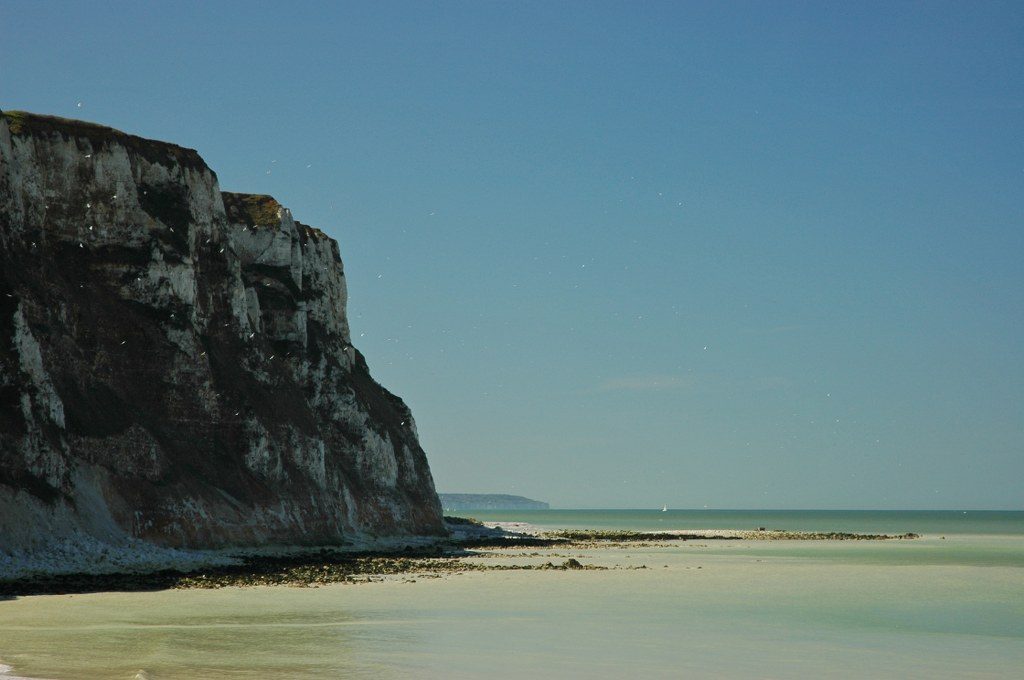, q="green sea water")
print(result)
[466,508,1024,536]
[1,510,1022,679]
